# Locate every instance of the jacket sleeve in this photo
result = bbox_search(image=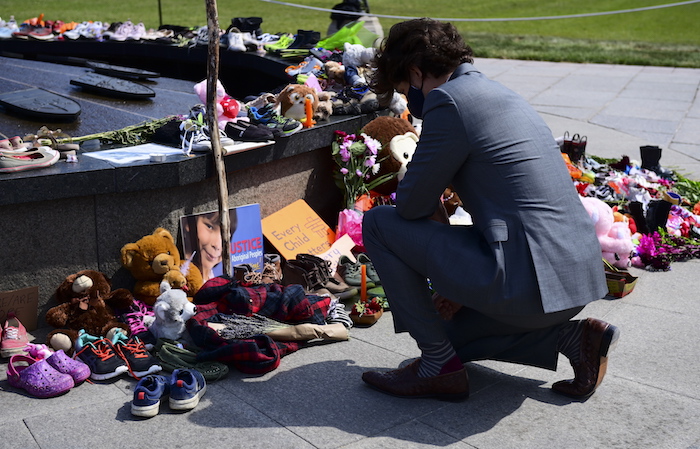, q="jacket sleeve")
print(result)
[396,88,471,220]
